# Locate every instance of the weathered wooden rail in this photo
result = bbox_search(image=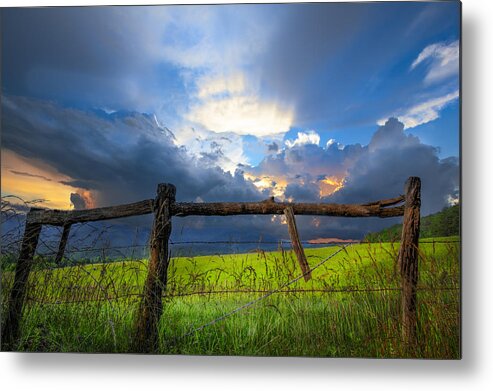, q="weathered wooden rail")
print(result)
[1,177,420,352]
[27,197,405,225]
